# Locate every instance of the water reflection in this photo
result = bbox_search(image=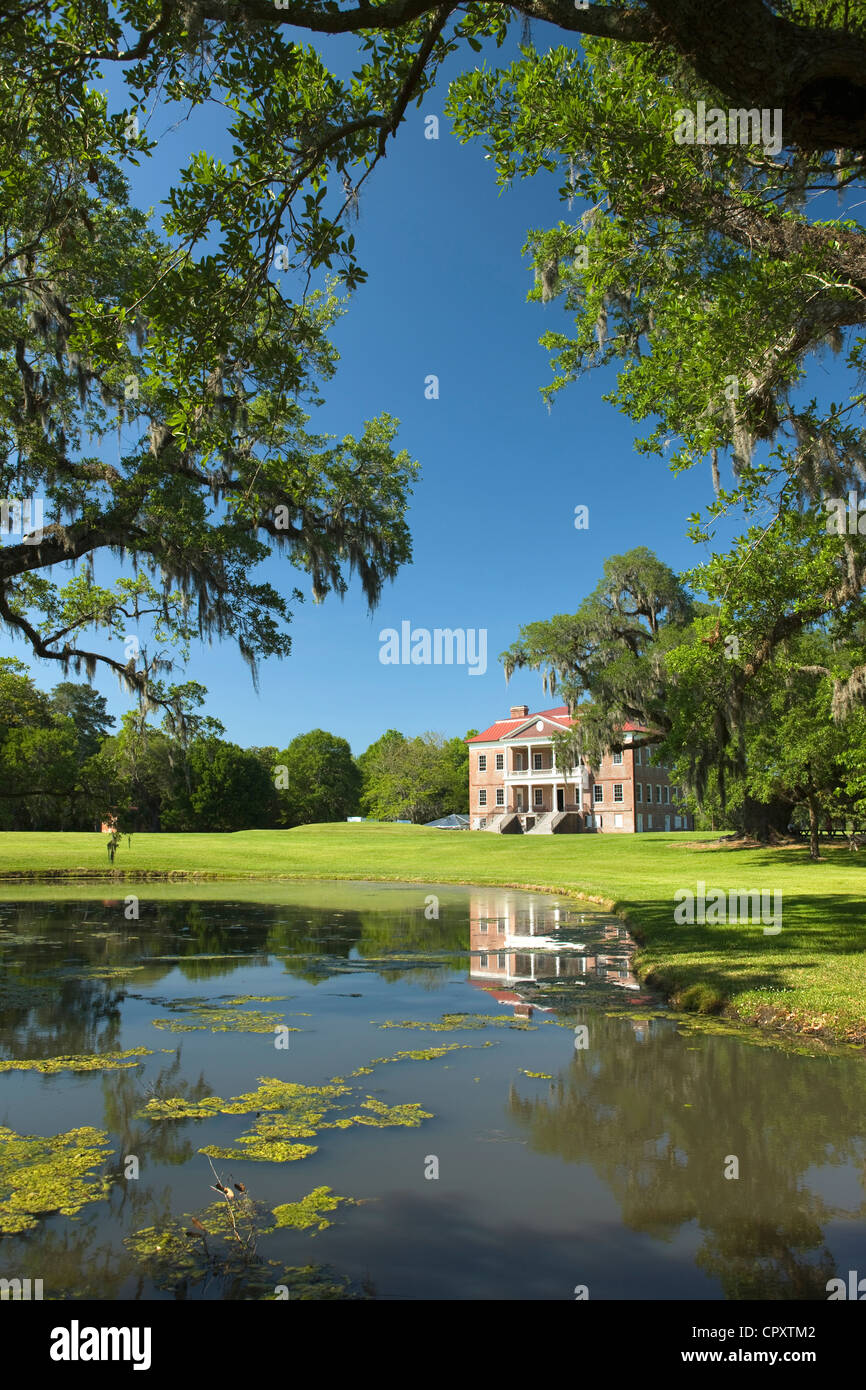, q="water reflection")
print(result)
[0,885,863,1301]
[468,891,641,1008]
